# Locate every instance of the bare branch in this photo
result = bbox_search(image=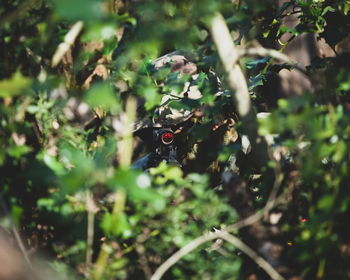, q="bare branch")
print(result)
[209,13,268,165]
[119,96,137,168]
[237,47,308,75]
[150,232,219,280]
[265,147,284,215]
[86,191,98,266]
[209,13,251,118]
[226,192,286,232]
[217,231,285,280]
[150,188,289,280]
[51,21,84,67]
[150,227,286,280]
[136,232,153,280]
